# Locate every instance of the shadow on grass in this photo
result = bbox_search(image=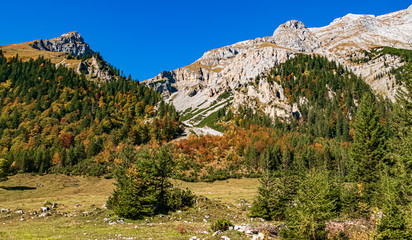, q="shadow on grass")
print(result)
[0,186,36,191]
